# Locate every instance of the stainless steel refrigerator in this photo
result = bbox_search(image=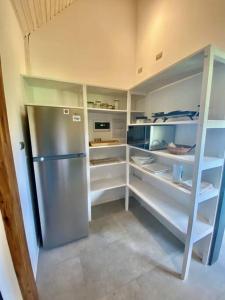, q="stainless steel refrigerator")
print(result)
[27,105,88,249]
